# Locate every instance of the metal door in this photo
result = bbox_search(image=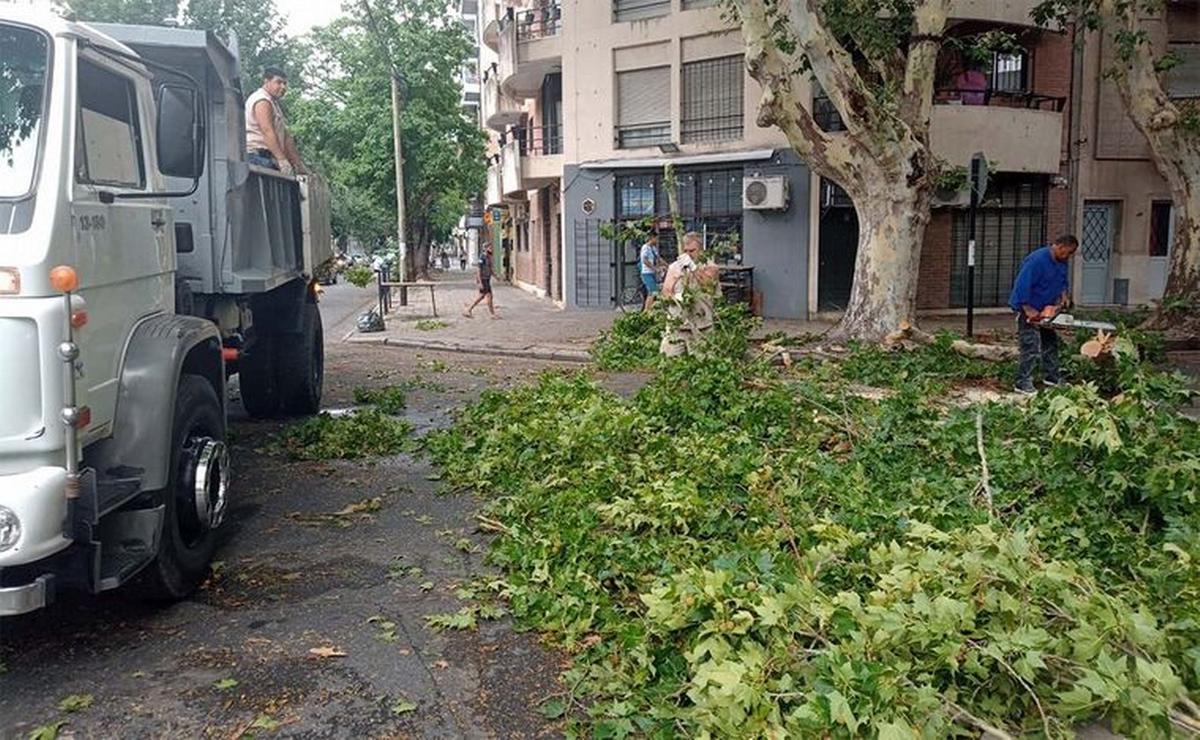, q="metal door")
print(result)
[1080,202,1116,305]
